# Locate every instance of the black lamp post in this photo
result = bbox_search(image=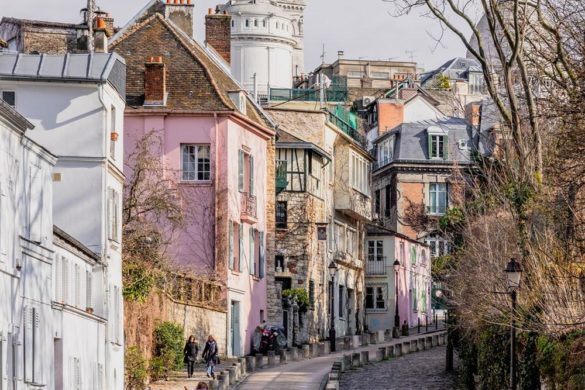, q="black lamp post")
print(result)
[504,258,522,390]
[393,259,401,335]
[328,260,339,352]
